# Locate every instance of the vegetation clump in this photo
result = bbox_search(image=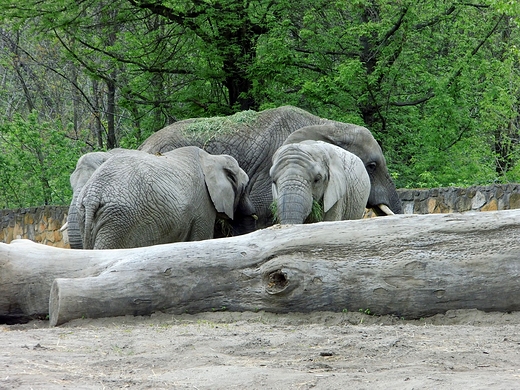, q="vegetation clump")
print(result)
[180,110,260,141]
[270,199,324,224]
